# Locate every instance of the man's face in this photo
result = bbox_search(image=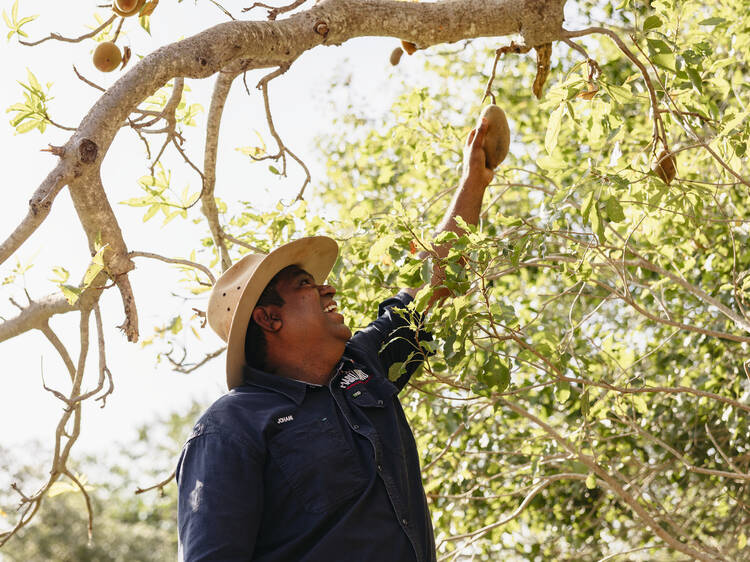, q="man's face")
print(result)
[272,266,352,347]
